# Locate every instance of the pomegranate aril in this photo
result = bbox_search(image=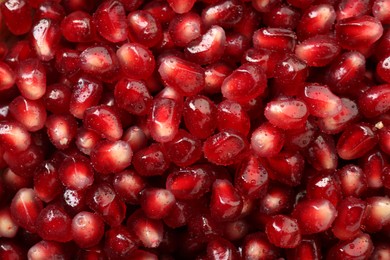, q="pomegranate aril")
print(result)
[127,210,164,248]
[90,139,132,175]
[253,27,296,52]
[265,215,301,248]
[93,0,128,43]
[10,188,43,233]
[0,120,31,152]
[35,1,65,23]
[201,0,244,28]
[361,149,386,189]
[336,123,378,160]
[59,155,94,191]
[75,127,101,155]
[158,55,205,96]
[43,83,72,115]
[379,127,390,155]
[216,100,250,136]
[167,0,195,14]
[262,5,300,30]
[71,211,104,248]
[327,233,374,259]
[127,10,163,48]
[140,188,176,220]
[373,0,390,25]
[116,43,155,80]
[0,207,18,238]
[242,232,281,259]
[292,198,337,235]
[113,170,145,204]
[27,240,68,260]
[143,0,175,24]
[8,96,46,132]
[336,0,371,20]
[62,188,87,215]
[267,150,305,186]
[358,84,390,118]
[61,11,96,43]
[337,164,367,197]
[46,114,78,150]
[210,179,243,221]
[122,125,147,153]
[33,161,63,203]
[242,48,284,78]
[162,130,202,167]
[16,59,46,100]
[1,0,32,35]
[287,0,314,9]
[306,173,341,207]
[0,61,15,91]
[303,83,342,118]
[31,19,61,61]
[306,133,338,171]
[251,122,285,157]
[185,25,226,65]
[206,237,240,260]
[86,182,126,227]
[104,225,137,259]
[362,196,390,233]
[132,143,170,176]
[168,12,204,47]
[36,204,72,242]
